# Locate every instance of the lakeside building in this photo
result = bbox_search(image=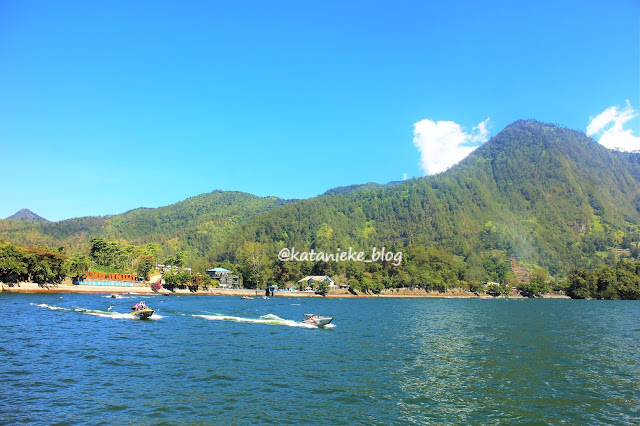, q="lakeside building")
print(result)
[206,267,242,289]
[298,275,337,290]
[156,264,192,274]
